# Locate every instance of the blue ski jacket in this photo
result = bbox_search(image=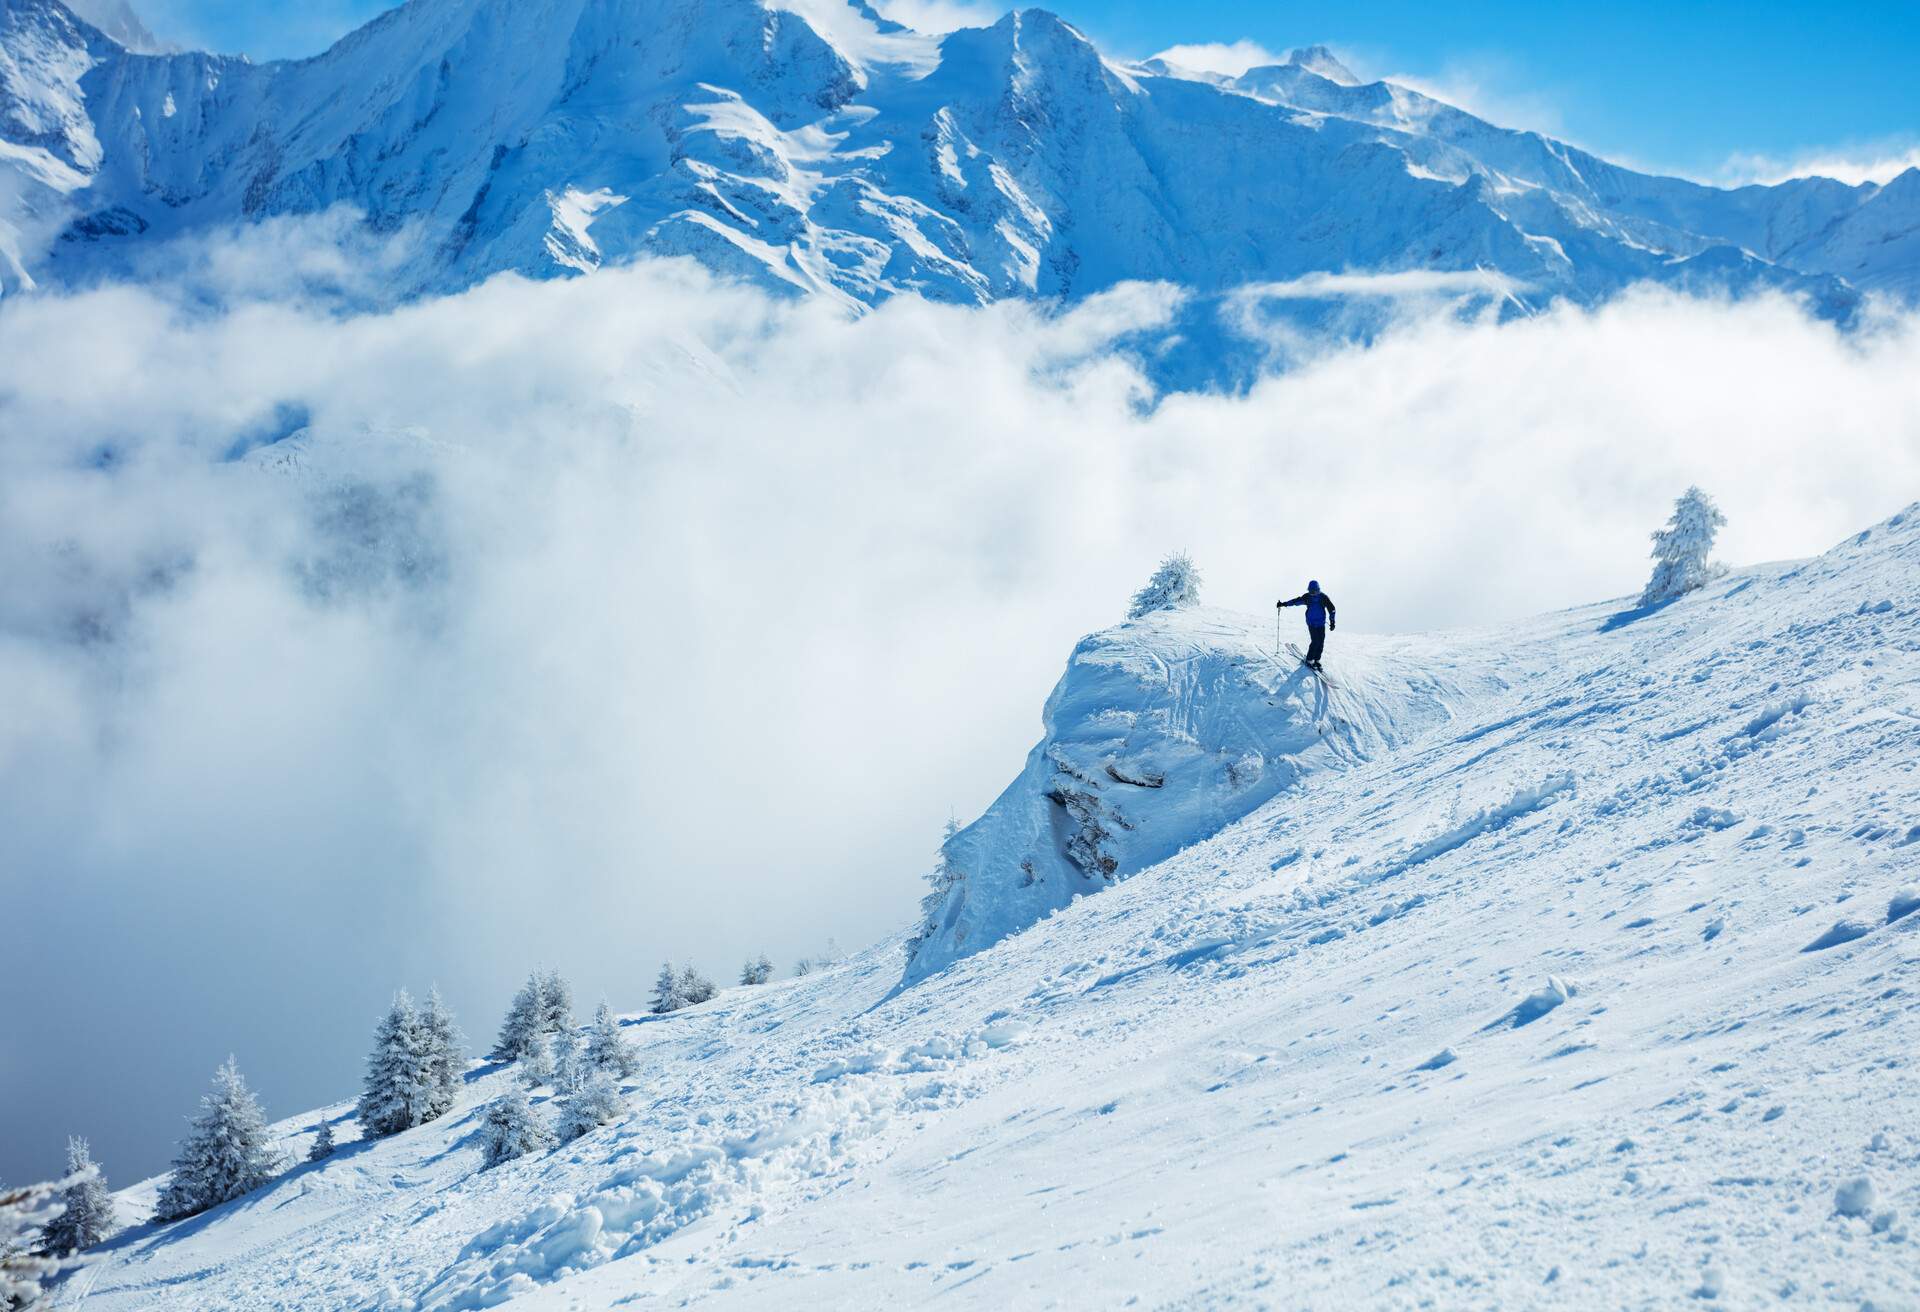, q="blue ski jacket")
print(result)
[1279,586,1336,628]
